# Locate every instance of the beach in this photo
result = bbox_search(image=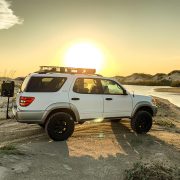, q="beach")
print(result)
[154,87,180,93]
